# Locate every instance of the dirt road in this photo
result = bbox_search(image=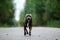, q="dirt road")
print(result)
[0,27,60,40]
